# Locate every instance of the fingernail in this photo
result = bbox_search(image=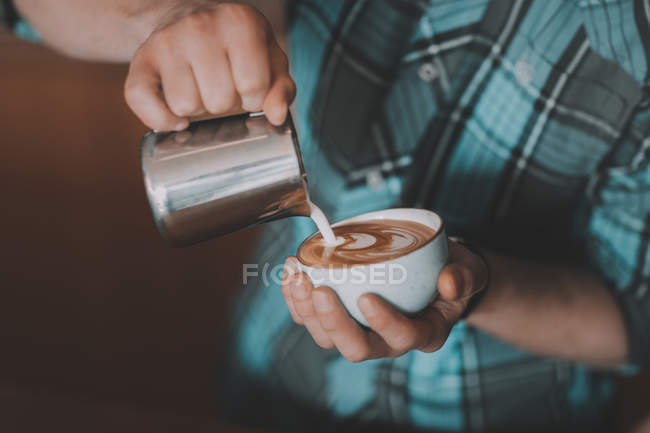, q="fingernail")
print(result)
[282,267,297,287]
[313,291,332,313]
[284,259,298,278]
[270,106,287,125]
[174,130,192,143]
[358,296,376,317]
[293,278,308,299]
[175,121,188,131]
